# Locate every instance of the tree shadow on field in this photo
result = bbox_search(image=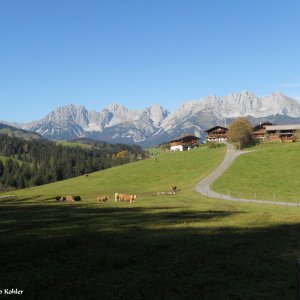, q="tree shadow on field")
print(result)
[0,203,299,300]
[0,194,44,203]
